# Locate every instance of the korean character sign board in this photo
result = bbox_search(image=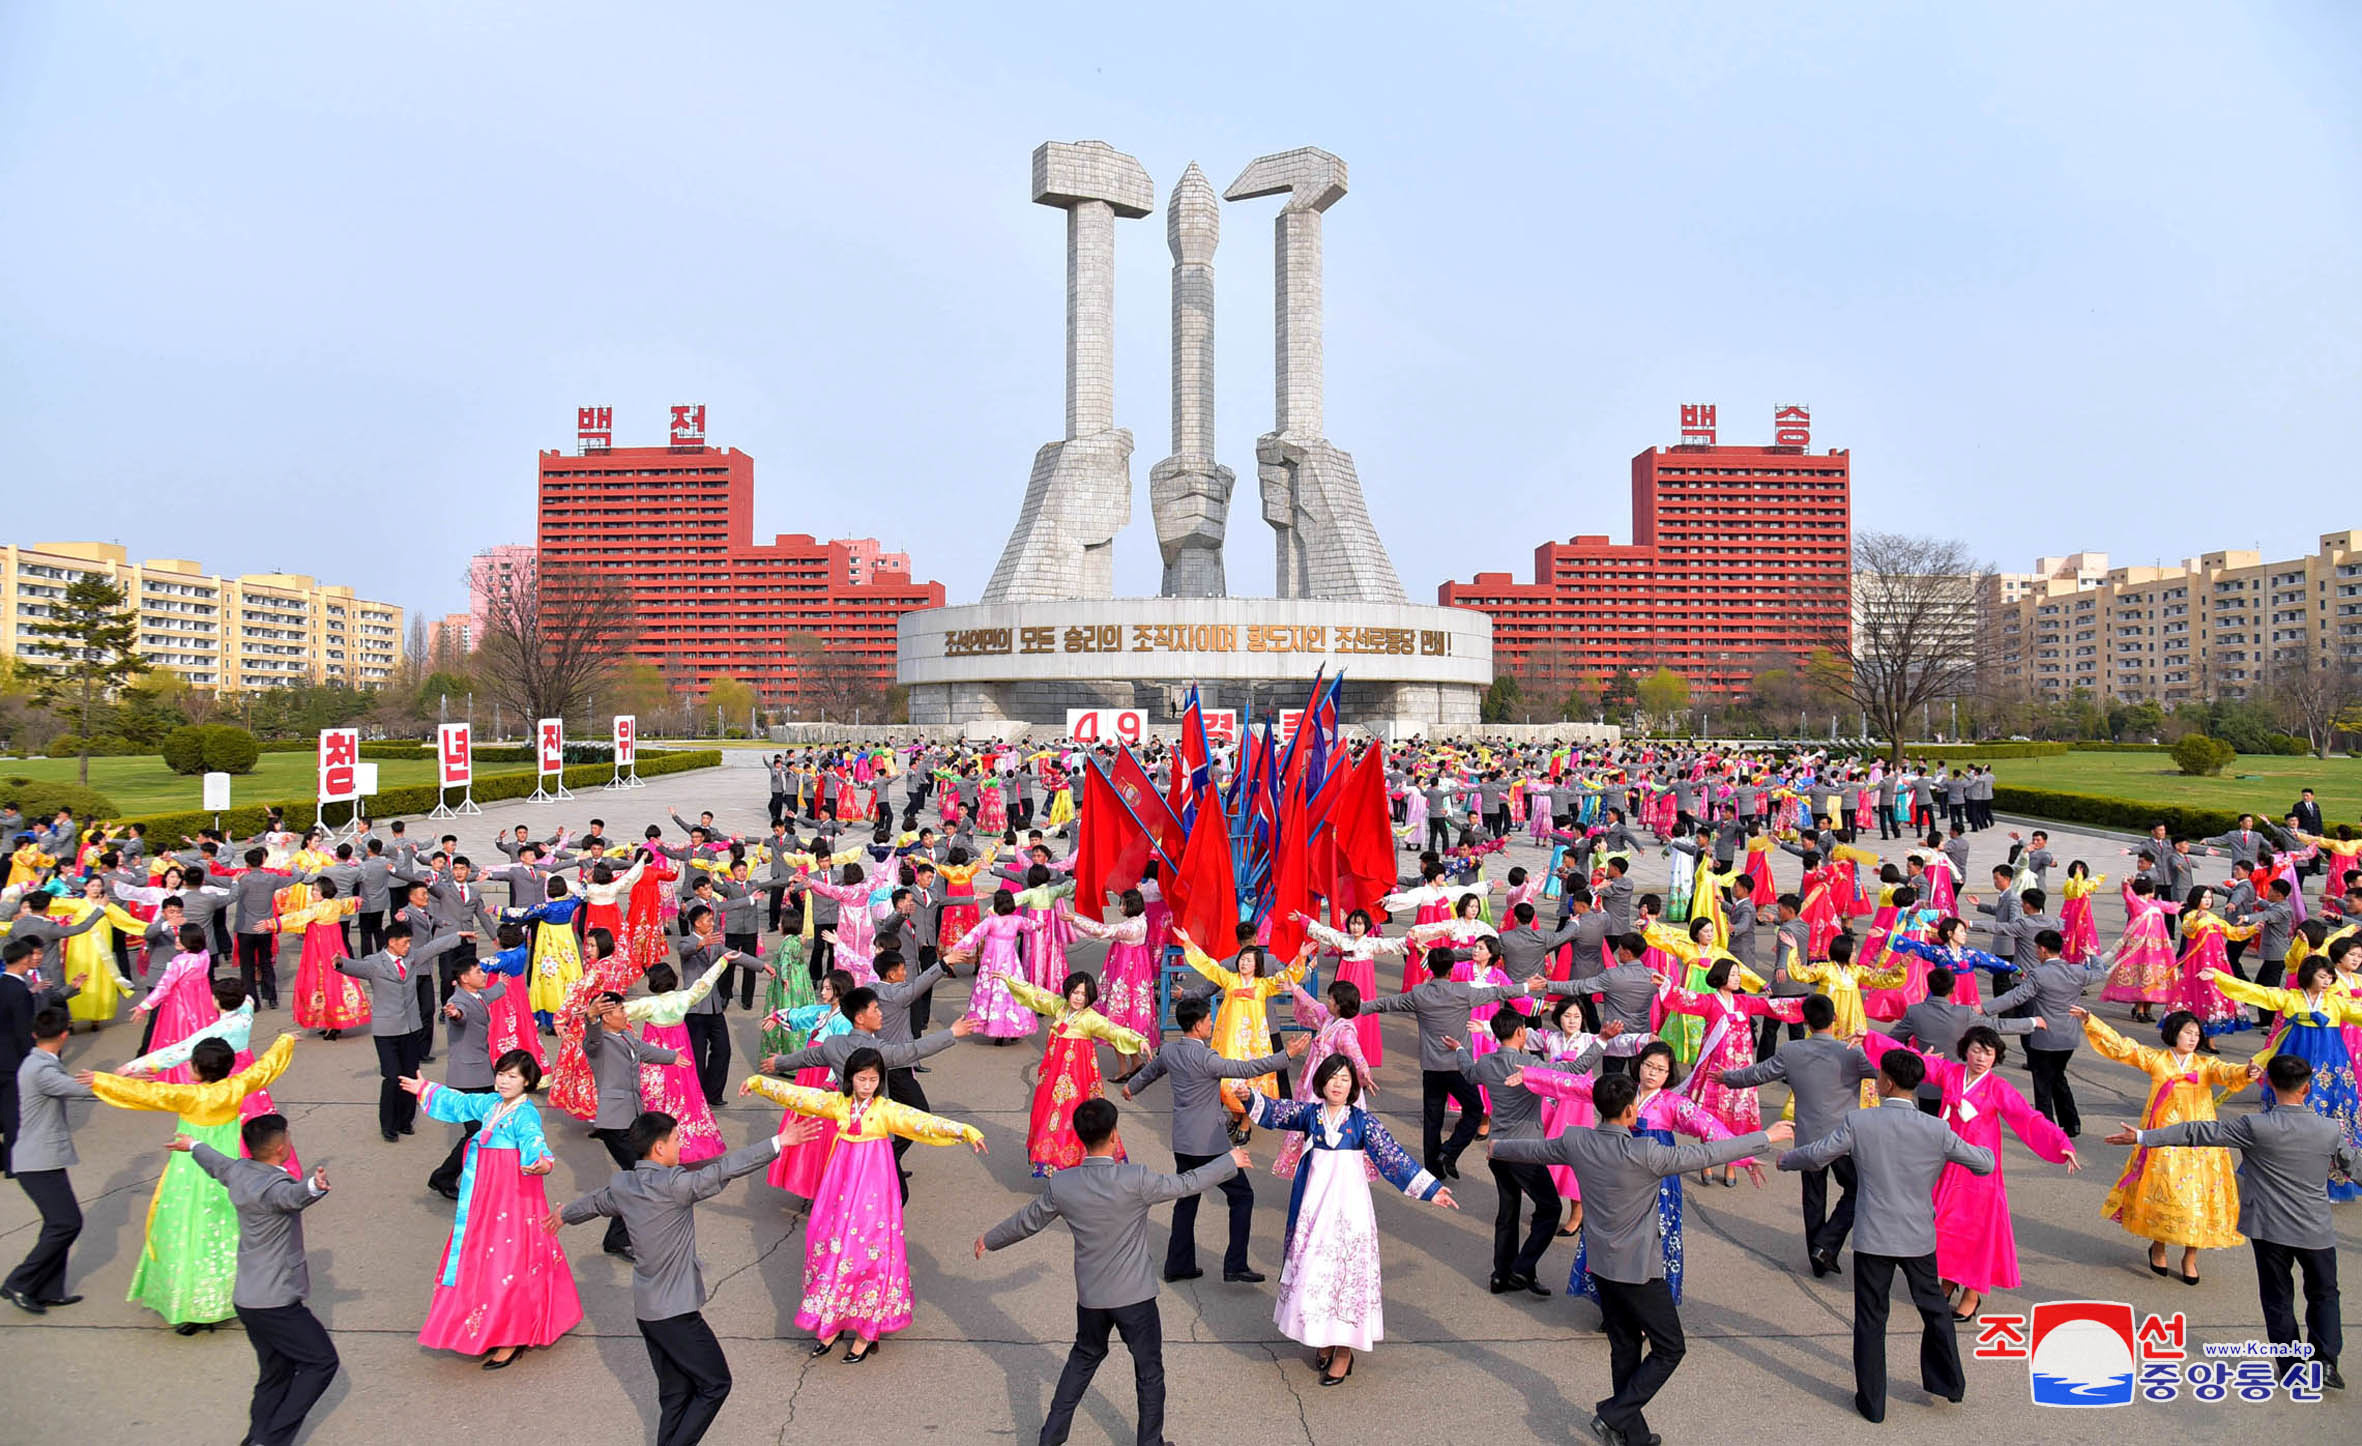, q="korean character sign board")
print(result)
[530,717,573,802]
[605,714,644,790]
[317,728,364,833]
[431,722,481,817]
